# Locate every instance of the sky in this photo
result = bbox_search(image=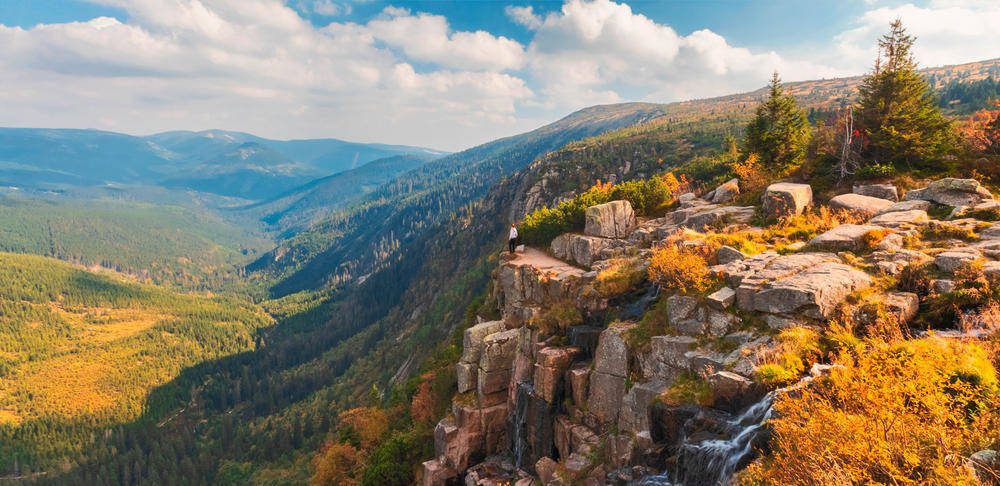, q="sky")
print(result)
[1,1,998,151]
